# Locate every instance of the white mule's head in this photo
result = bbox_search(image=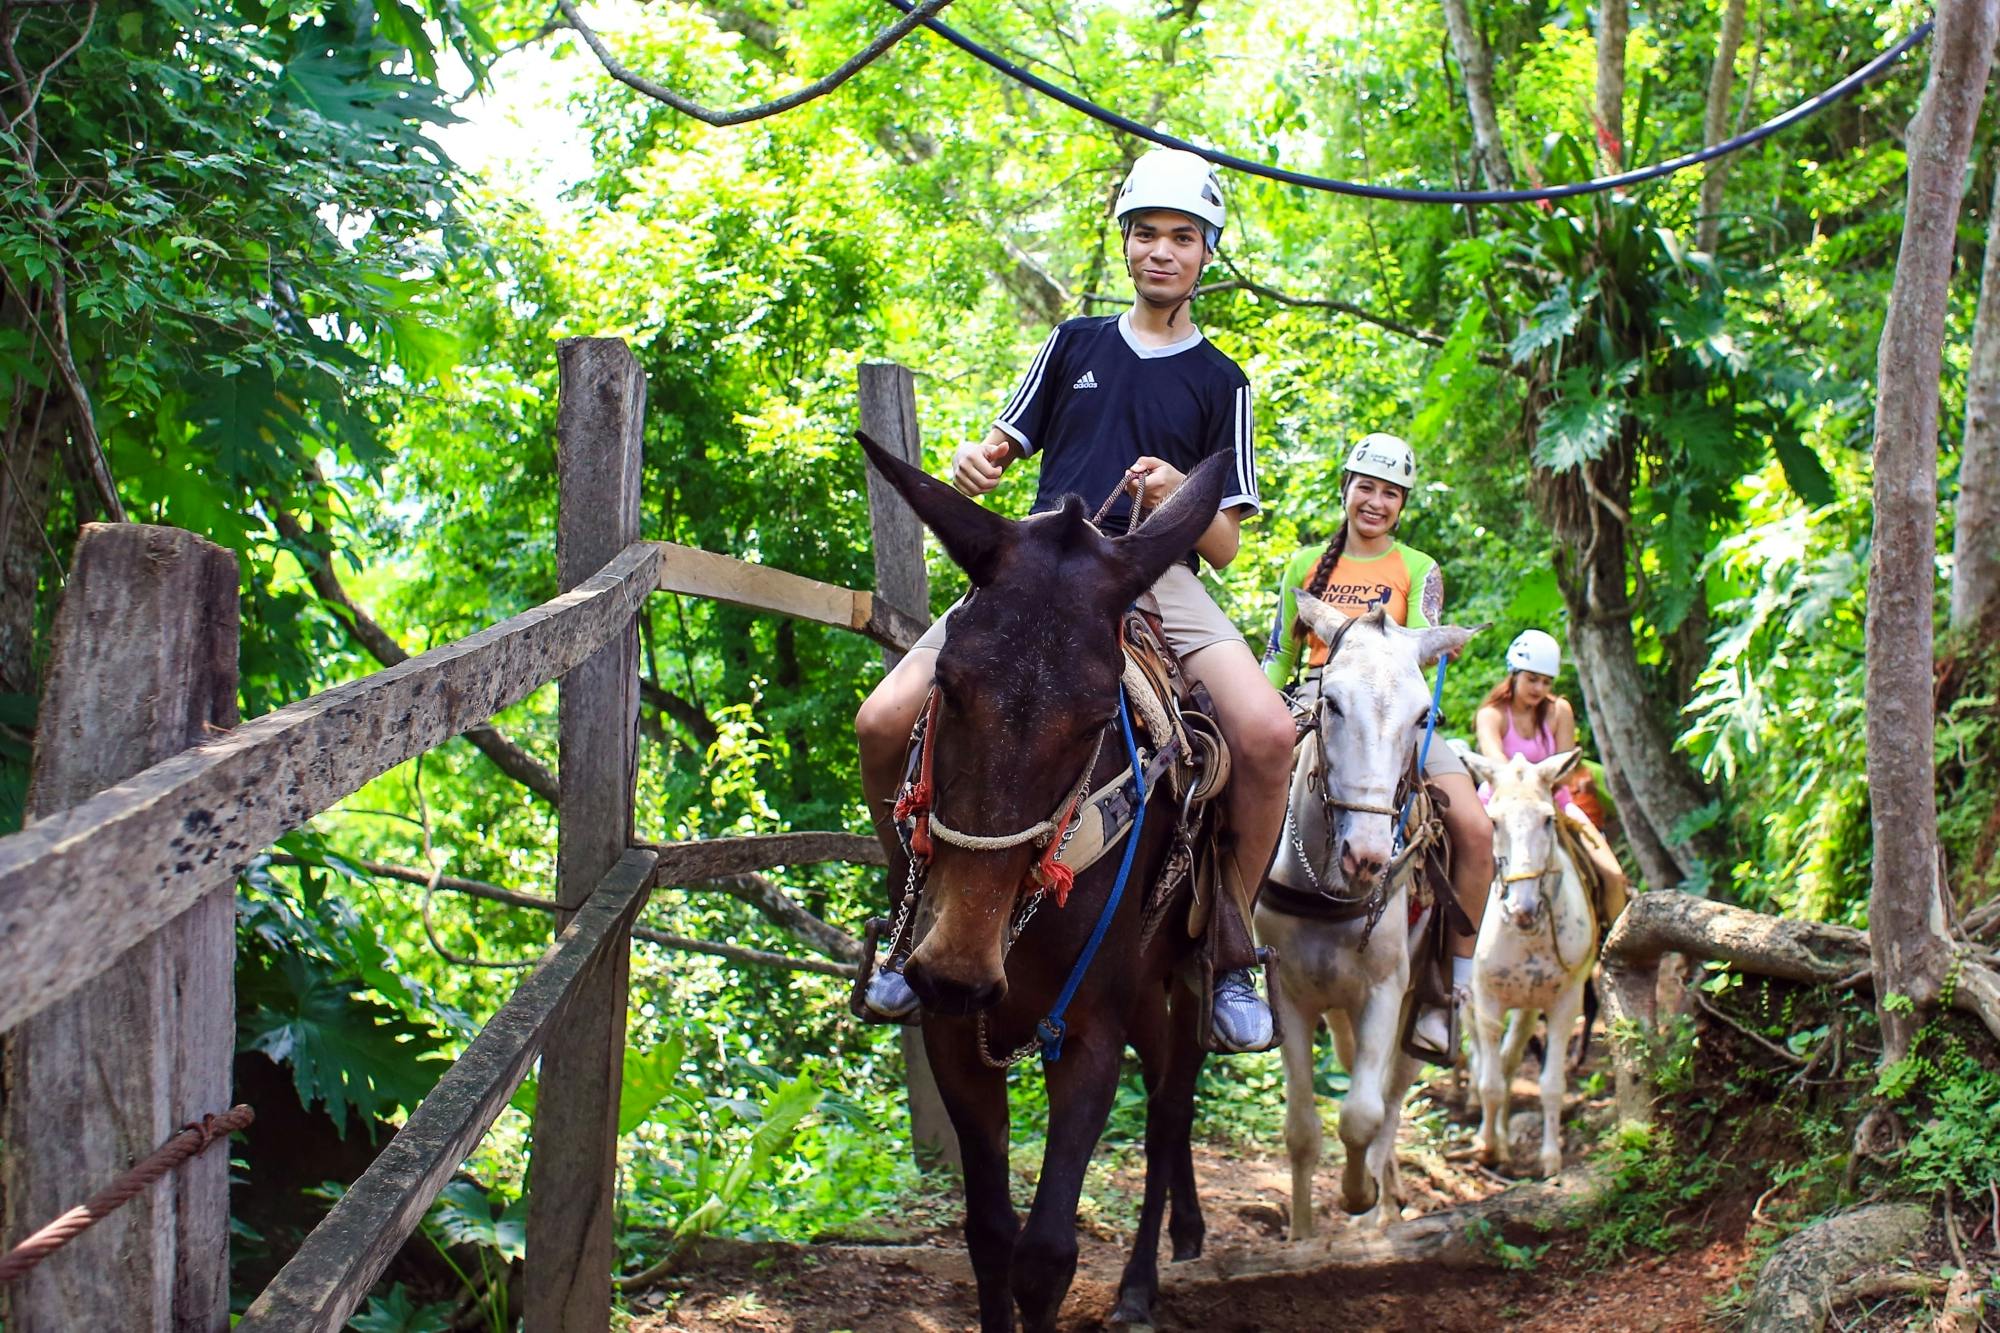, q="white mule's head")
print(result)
[1461,749,1581,932]
[1293,590,1479,896]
